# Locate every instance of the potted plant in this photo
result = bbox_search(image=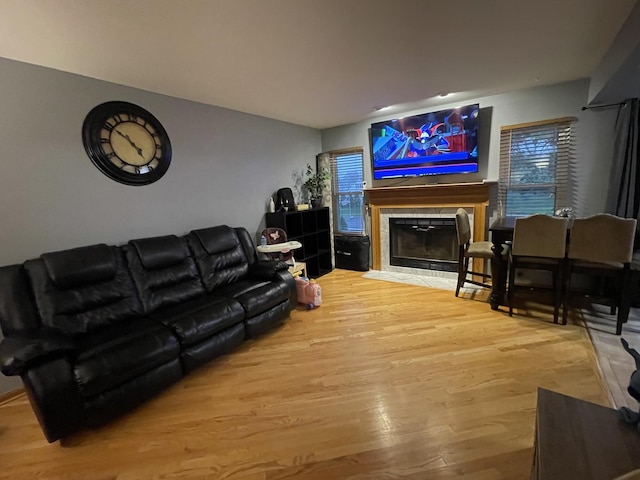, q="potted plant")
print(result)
[303,163,330,208]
